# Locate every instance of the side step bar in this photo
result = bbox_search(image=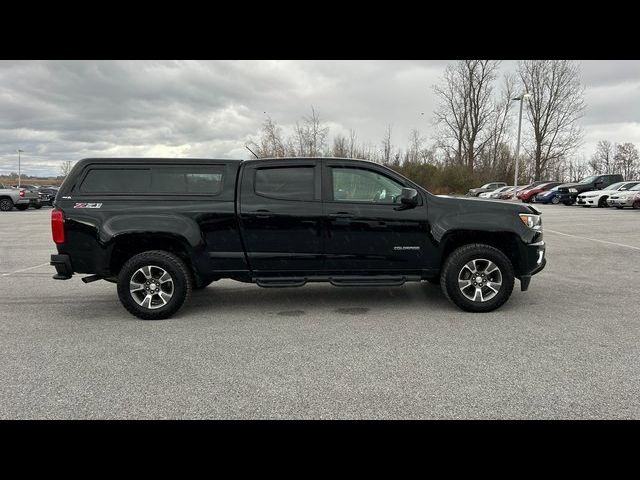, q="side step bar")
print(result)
[256,278,307,288]
[254,275,422,288]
